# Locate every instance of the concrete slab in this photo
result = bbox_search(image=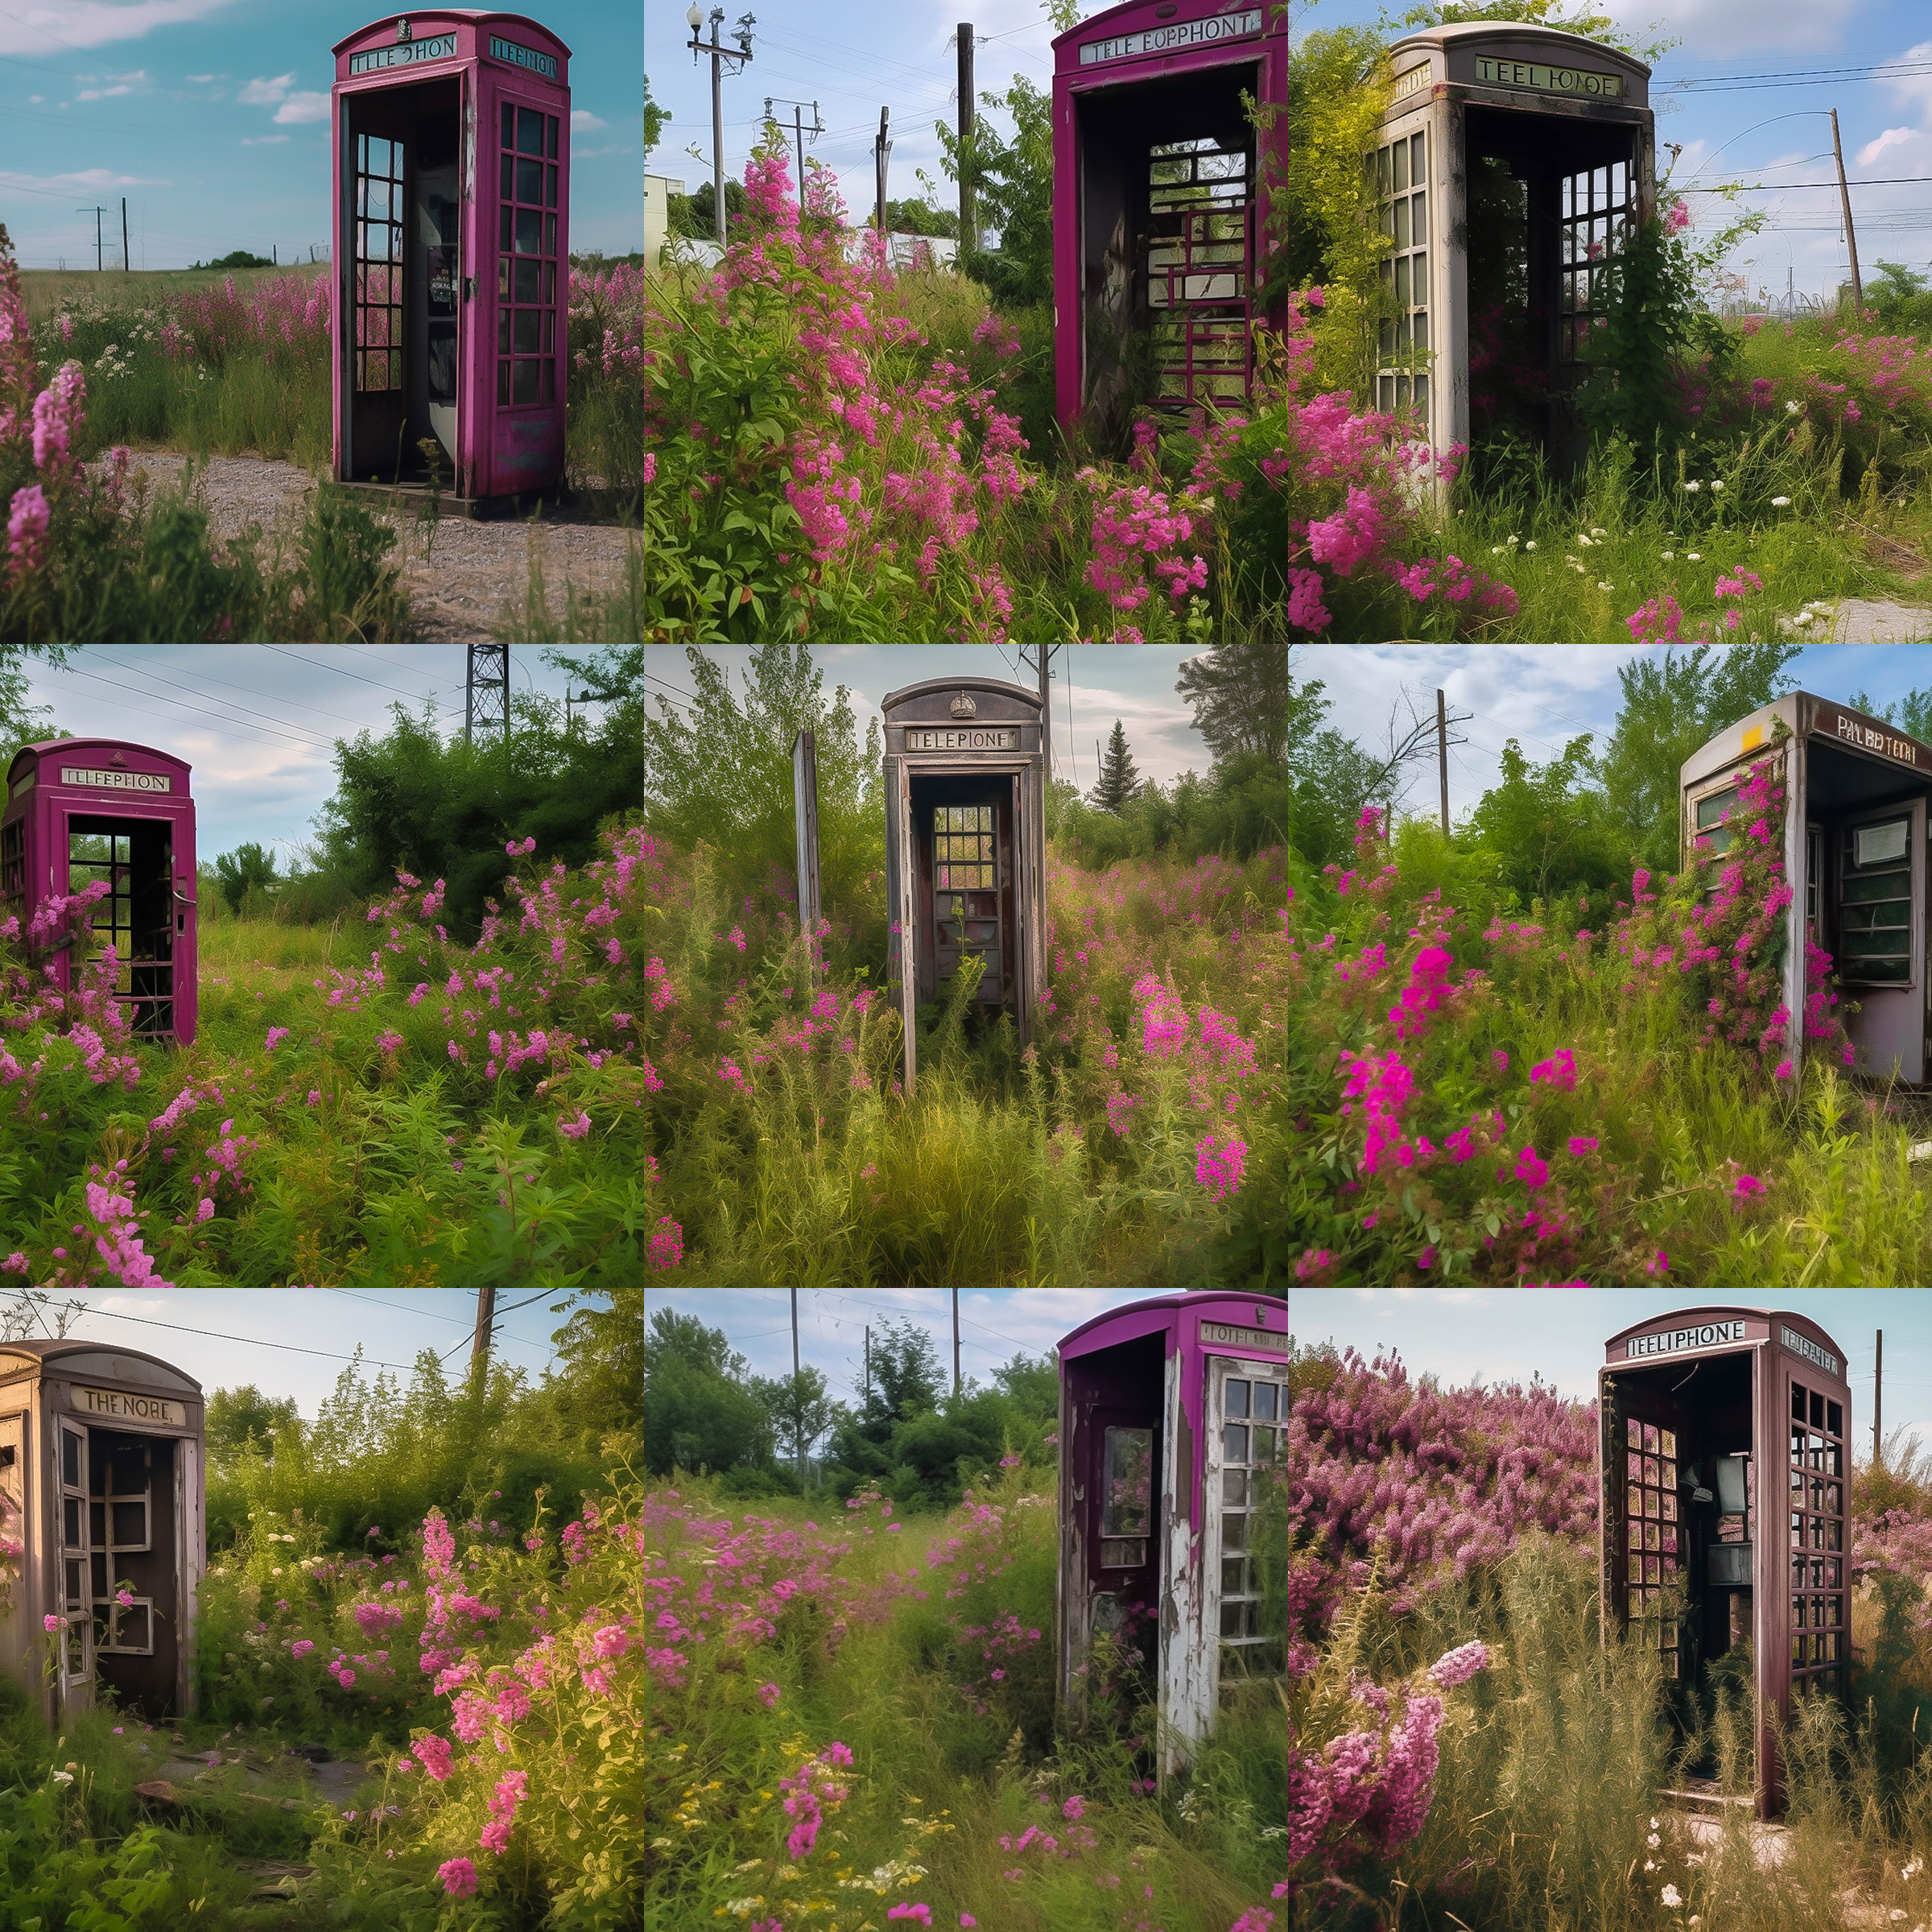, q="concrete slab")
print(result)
[1786,599,1932,643]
